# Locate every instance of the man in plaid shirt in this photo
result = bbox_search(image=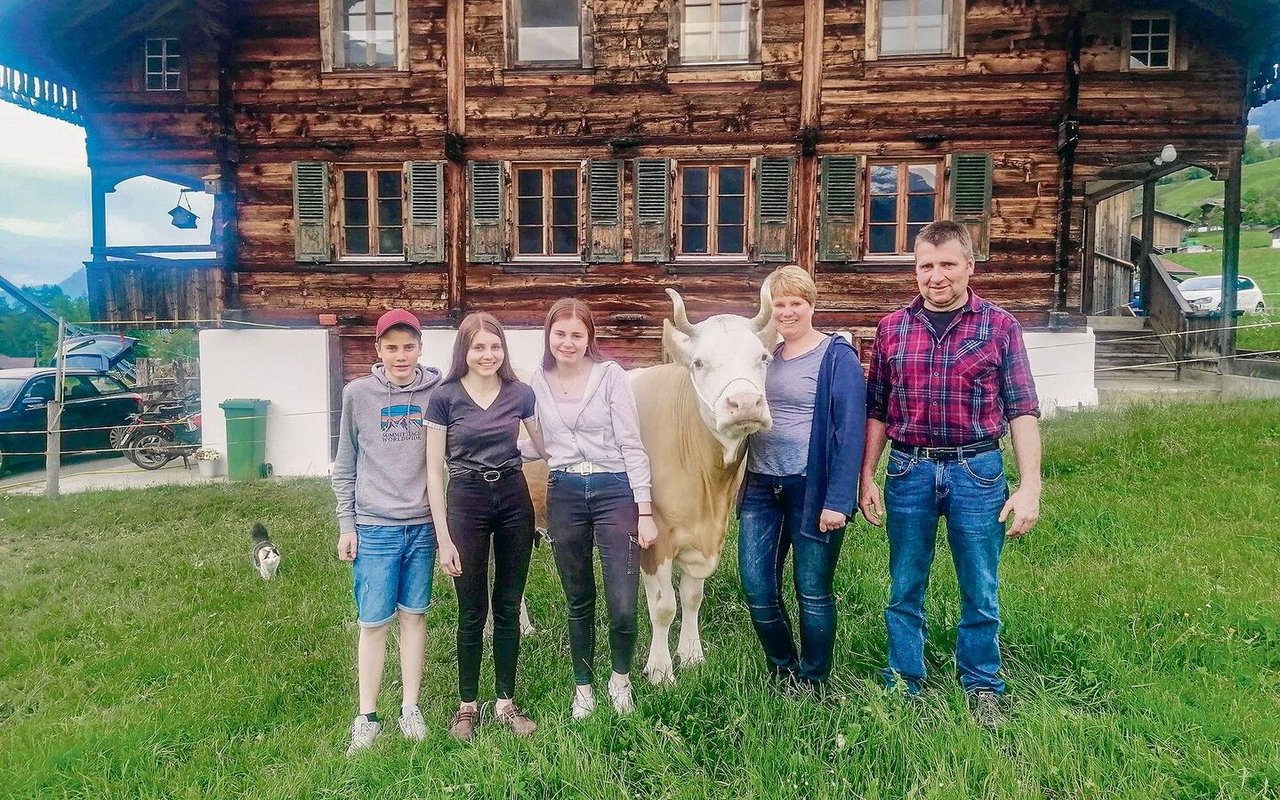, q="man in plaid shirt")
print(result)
[858,220,1042,728]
